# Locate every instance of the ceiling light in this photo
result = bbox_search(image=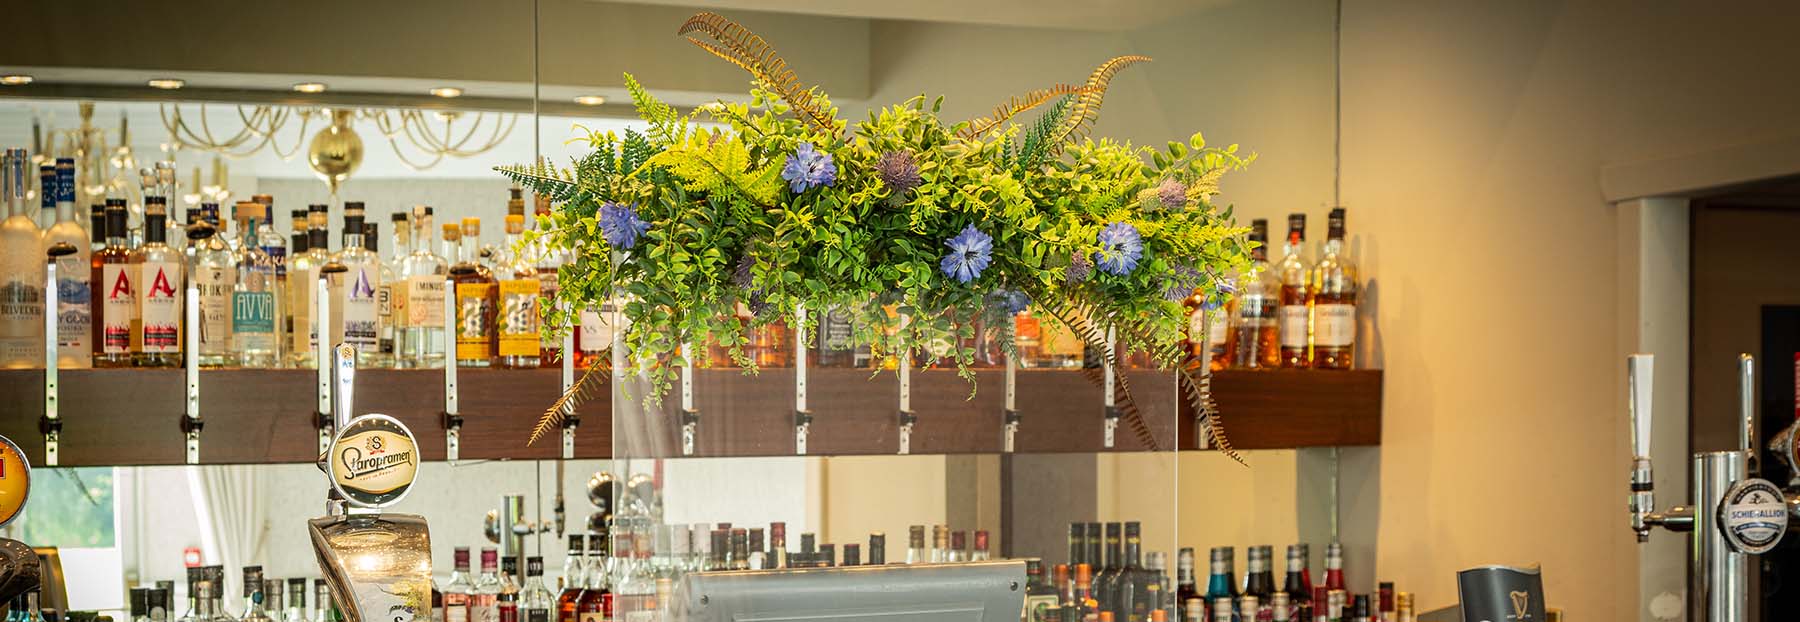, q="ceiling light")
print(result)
[147,78,186,90]
[293,82,328,93]
[573,95,607,106]
[429,86,463,98]
[0,75,33,86]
